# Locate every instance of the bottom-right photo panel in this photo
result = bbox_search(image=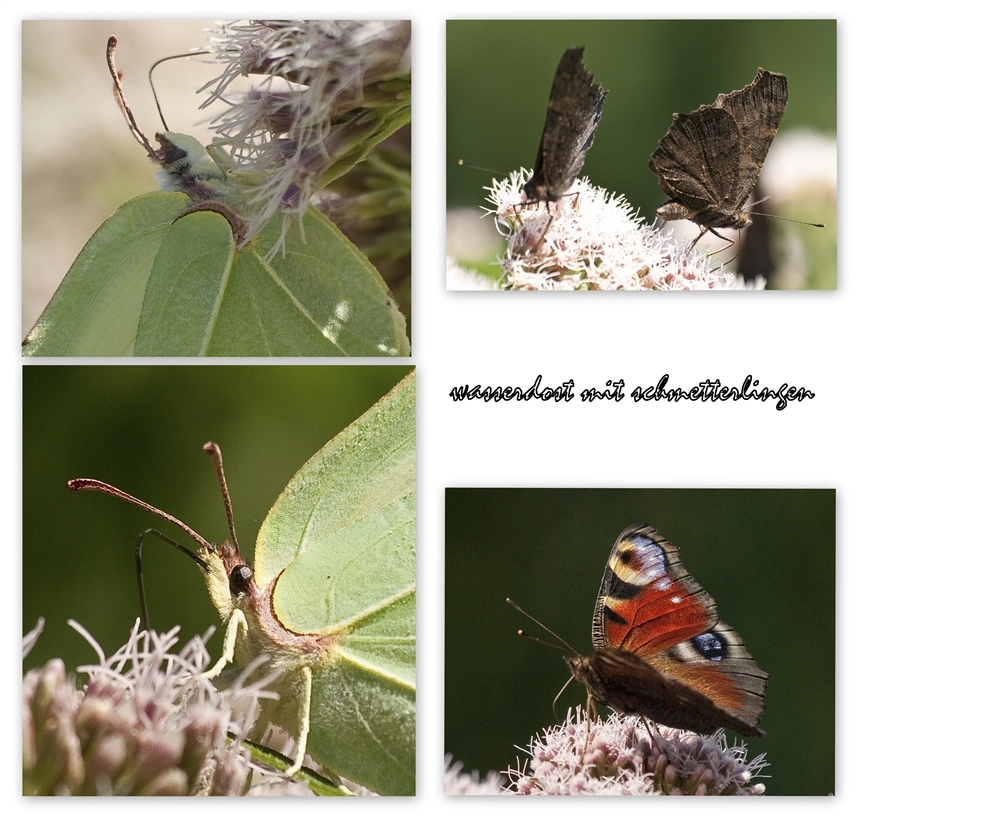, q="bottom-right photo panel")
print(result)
[445,488,835,796]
